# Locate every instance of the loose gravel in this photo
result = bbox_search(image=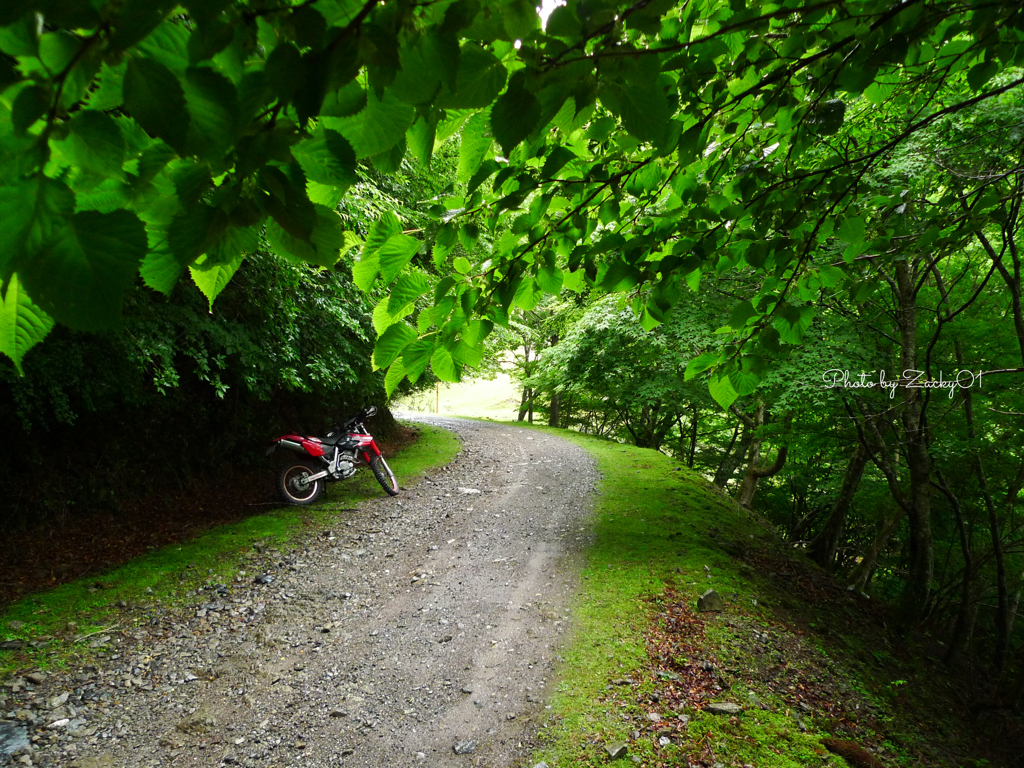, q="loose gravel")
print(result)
[2,417,599,768]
